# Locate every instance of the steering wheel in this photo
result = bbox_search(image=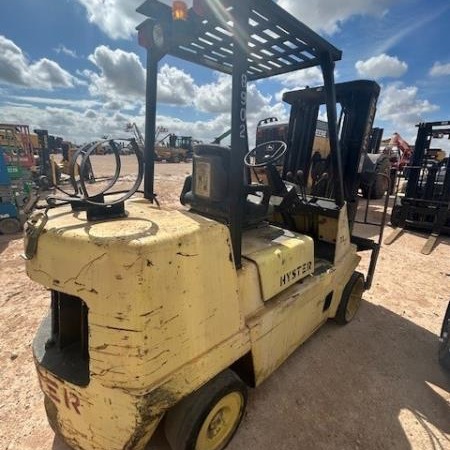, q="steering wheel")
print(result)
[244,141,287,168]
